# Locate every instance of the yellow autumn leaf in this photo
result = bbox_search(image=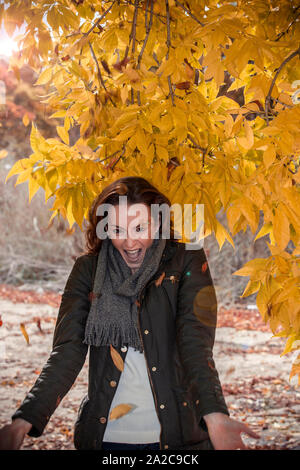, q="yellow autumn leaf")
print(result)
[144,143,155,166]
[263,146,276,169]
[110,344,124,372]
[22,113,30,127]
[236,197,259,234]
[109,403,134,421]
[281,334,300,357]
[15,167,33,186]
[237,120,254,150]
[135,127,148,155]
[65,189,76,228]
[0,149,8,159]
[20,323,30,345]
[35,67,53,85]
[120,85,129,104]
[56,126,69,145]
[273,204,290,251]
[72,186,85,229]
[215,219,235,250]
[240,279,261,298]
[233,258,269,278]
[28,173,41,202]
[156,58,176,77]
[255,282,269,323]
[224,114,234,137]
[203,49,224,88]
[156,145,169,163]
[290,354,300,385]
[254,222,272,242]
